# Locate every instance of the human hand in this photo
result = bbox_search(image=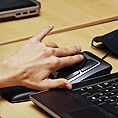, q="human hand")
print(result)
[1,25,84,91]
